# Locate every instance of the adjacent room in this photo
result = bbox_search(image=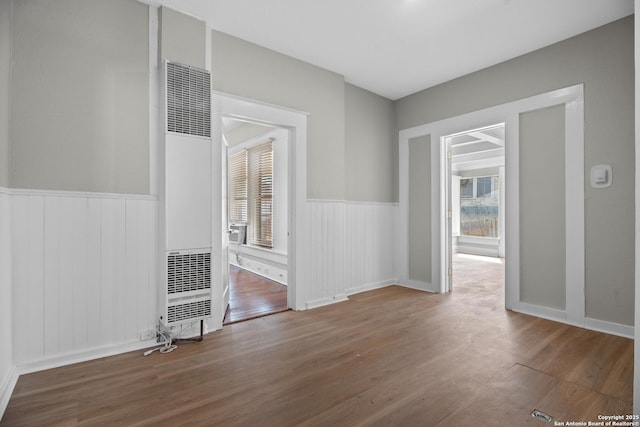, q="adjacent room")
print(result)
[0,0,638,425]
[449,124,505,295]
[223,117,289,324]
